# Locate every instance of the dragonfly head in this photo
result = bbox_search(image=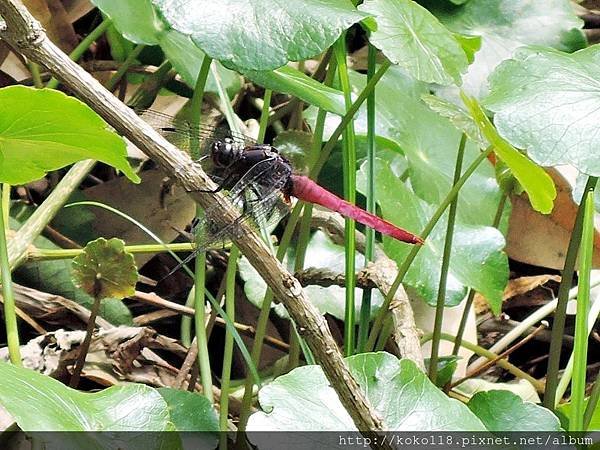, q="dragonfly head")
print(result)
[211,137,244,168]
